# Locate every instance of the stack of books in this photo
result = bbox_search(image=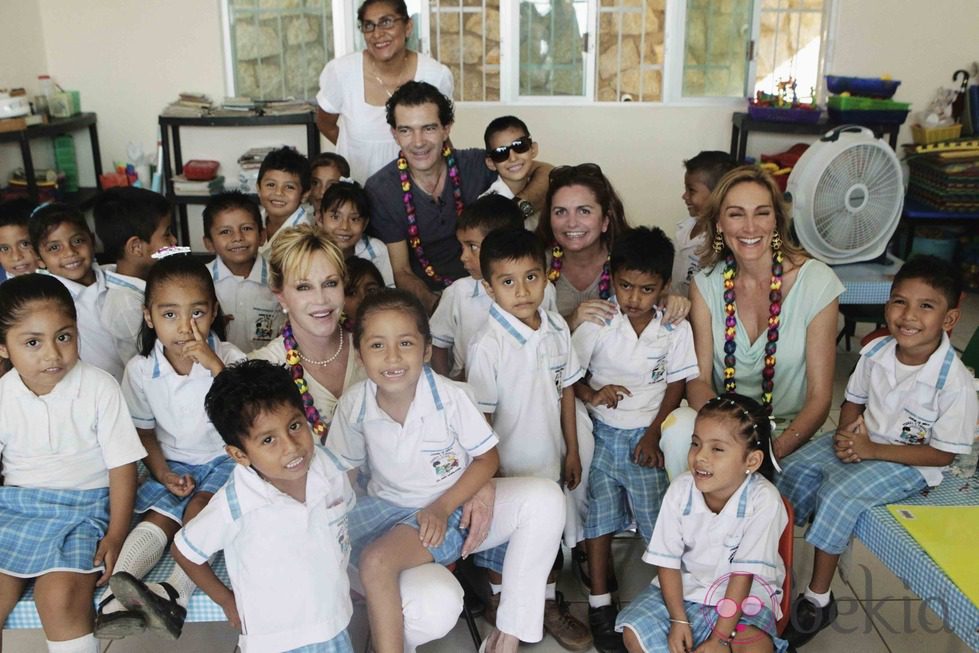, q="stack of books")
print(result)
[161,92,213,118]
[260,99,314,115]
[171,174,225,196]
[211,97,258,117]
